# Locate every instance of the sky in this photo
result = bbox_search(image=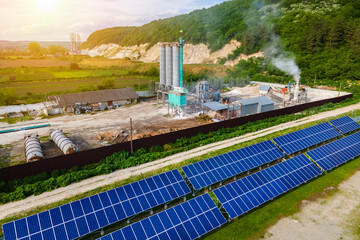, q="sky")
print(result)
[0,0,228,42]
